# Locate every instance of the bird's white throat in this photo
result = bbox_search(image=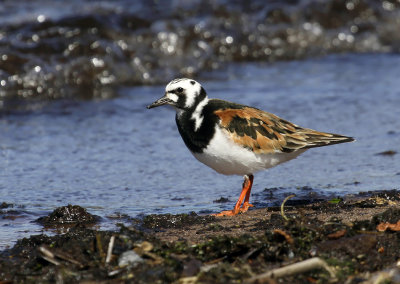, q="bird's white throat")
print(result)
[191,98,209,131]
